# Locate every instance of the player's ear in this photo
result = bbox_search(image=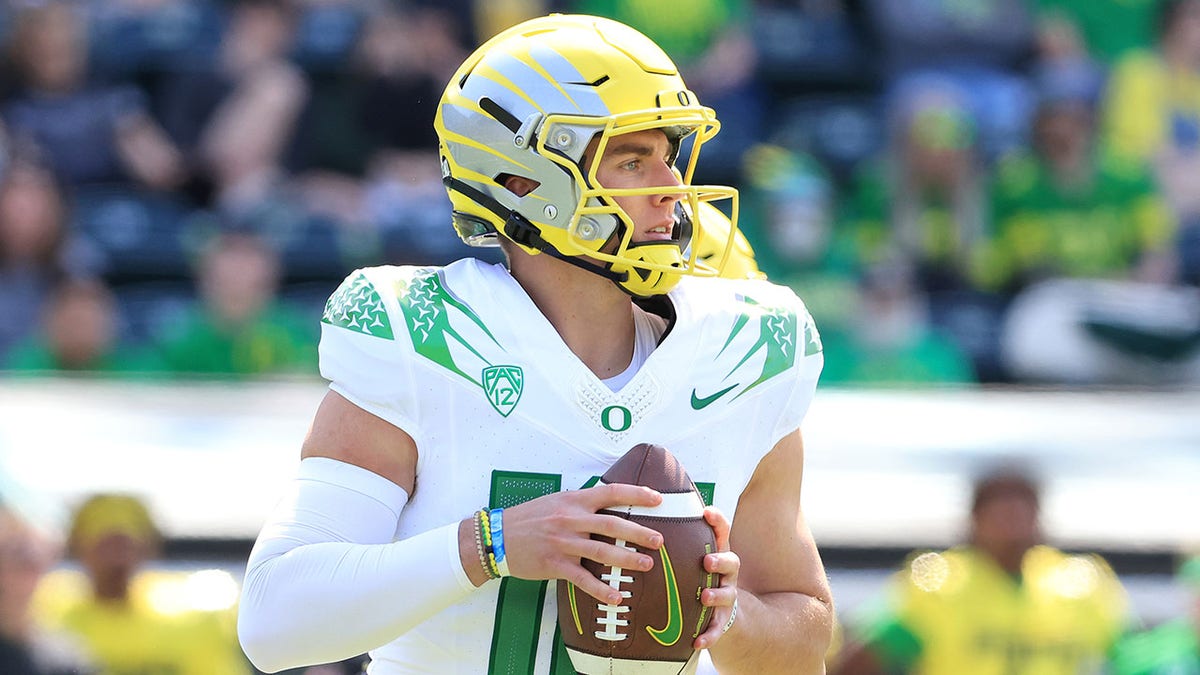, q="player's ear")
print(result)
[501,174,540,197]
